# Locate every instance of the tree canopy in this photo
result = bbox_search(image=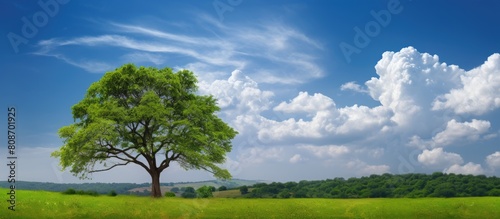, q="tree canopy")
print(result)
[52,63,237,197]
